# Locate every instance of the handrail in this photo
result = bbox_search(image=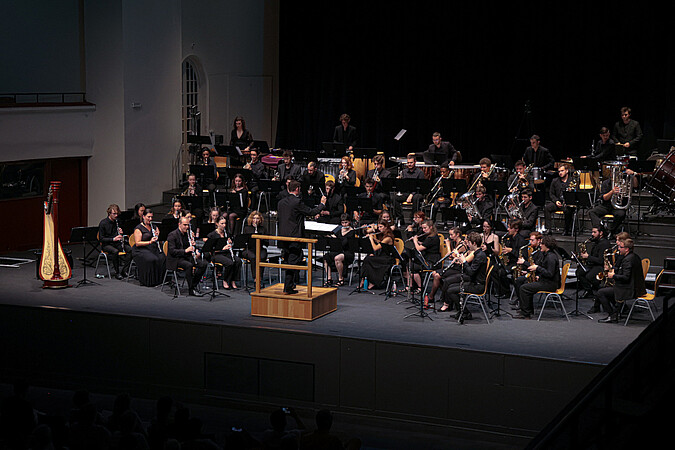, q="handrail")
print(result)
[252,234,317,298]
